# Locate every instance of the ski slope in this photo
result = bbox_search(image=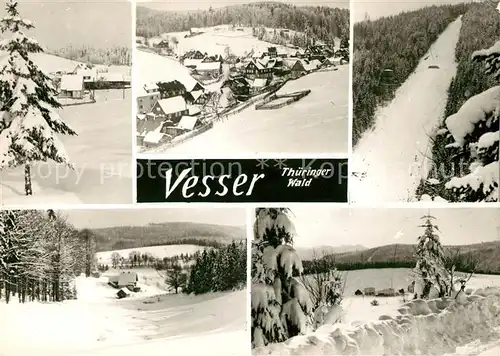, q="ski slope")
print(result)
[0,276,247,356]
[1,94,132,205]
[165,66,348,155]
[351,18,462,203]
